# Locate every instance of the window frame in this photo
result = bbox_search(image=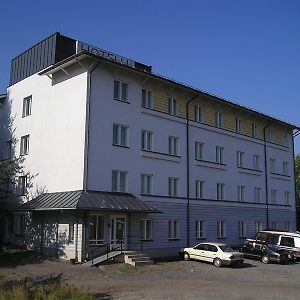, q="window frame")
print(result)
[196,220,205,239]
[141,130,153,151]
[113,124,129,147]
[114,80,128,102]
[194,105,202,123]
[195,142,204,160]
[217,220,226,238]
[141,173,153,195]
[112,170,128,192]
[20,135,30,156]
[168,220,179,240]
[168,136,179,156]
[195,180,204,199]
[140,219,153,240]
[168,177,179,197]
[235,118,243,134]
[89,214,105,245]
[22,95,32,118]
[238,185,245,202]
[284,191,290,205]
[271,189,277,204]
[168,97,177,116]
[217,183,225,200]
[238,221,246,238]
[215,112,223,128]
[142,89,153,109]
[237,151,244,168]
[216,146,224,164]
[254,187,261,203]
[18,175,27,196]
[253,154,260,170]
